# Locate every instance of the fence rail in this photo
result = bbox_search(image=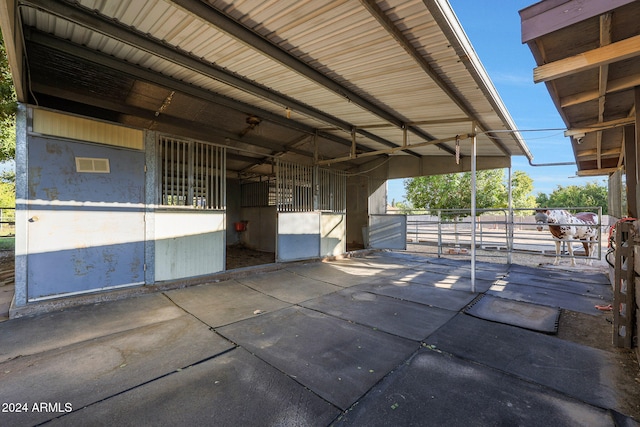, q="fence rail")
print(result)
[401,207,605,263]
[0,207,15,224]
